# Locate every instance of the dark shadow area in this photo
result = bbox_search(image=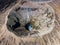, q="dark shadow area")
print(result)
[30,0,50,2]
[0,0,17,11]
[6,13,21,31]
[11,21,20,30]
